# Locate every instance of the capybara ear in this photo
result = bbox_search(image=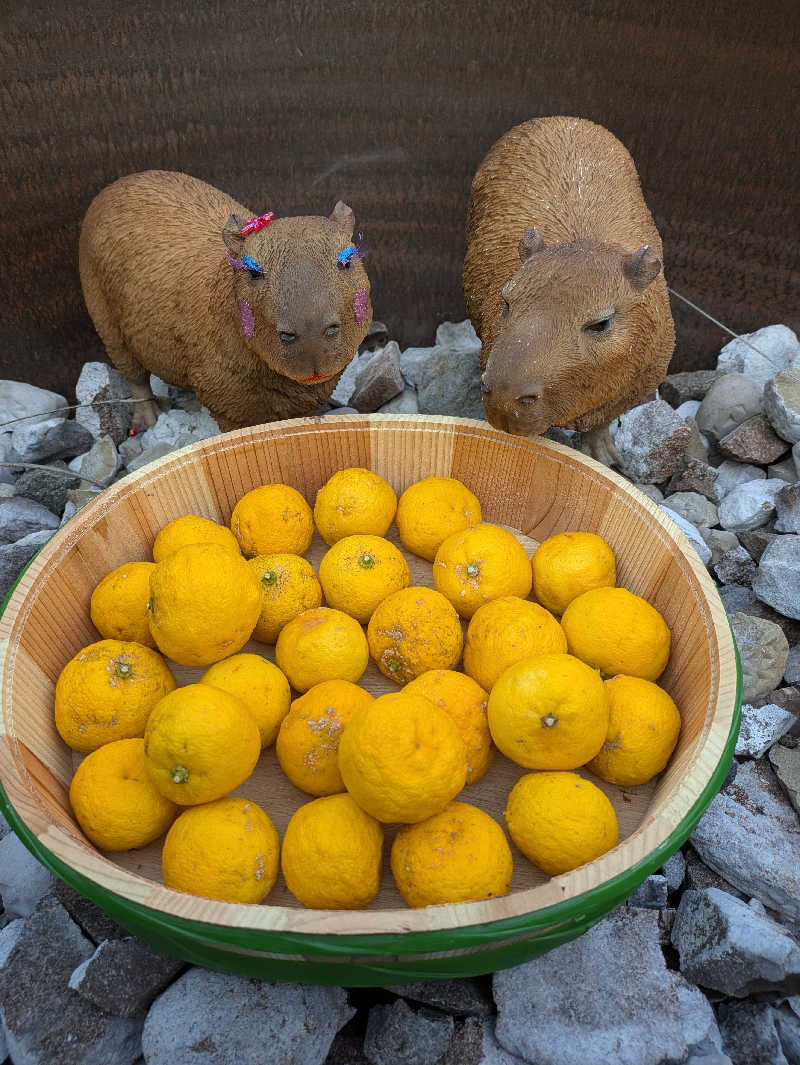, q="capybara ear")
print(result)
[518,227,545,262]
[222,214,247,257]
[330,201,355,240]
[623,245,661,292]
